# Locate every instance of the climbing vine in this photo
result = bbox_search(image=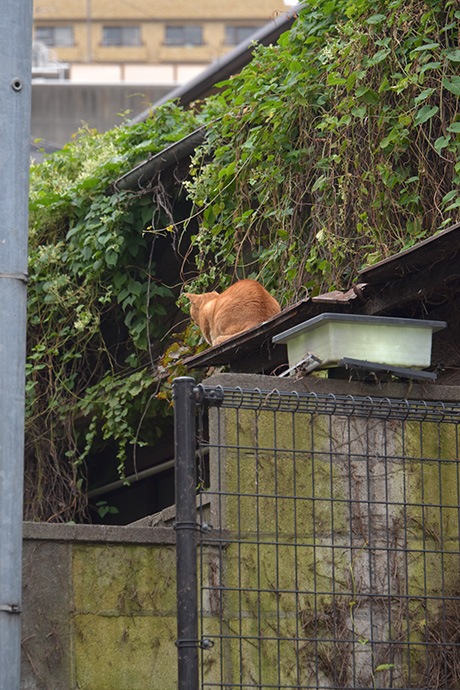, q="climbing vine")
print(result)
[27,104,202,521]
[184,0,460,300]
[27,0,460,521]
